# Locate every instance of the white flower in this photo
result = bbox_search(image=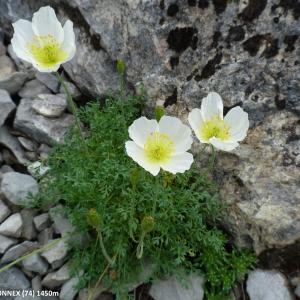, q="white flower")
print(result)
[11,6,76,73]
[125,116,194,176]
[188,92,249,151]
